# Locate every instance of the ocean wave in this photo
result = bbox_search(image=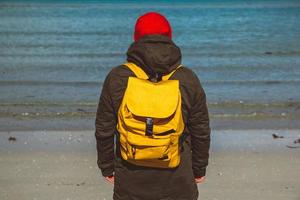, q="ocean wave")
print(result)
[0,102,97,107]
[0,31,127,36]
[211,112,300,119]
[0,80,103,86]
[1,110,299,120]
[1,99,299,120]
[208,101,300,108]
[1,51,300,58]
[1,80,299,87]
[203,80,300,85]
[184,51,300,57]
[0,53,124,58]
[1,1,299,9]
[1,100,300,109]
